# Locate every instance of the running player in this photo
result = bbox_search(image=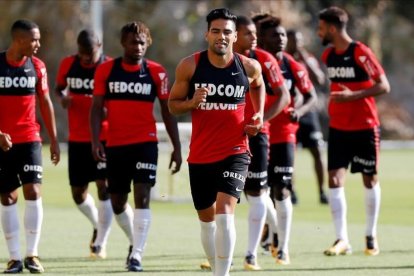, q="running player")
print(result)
[260,16,317,265]
[234,15,290,271]
[168,8,265,276]
[286,29,328,204]
[317,6,390,256]
[55,29,112,258]
[90,21,182,272]
[0,19,60,273]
